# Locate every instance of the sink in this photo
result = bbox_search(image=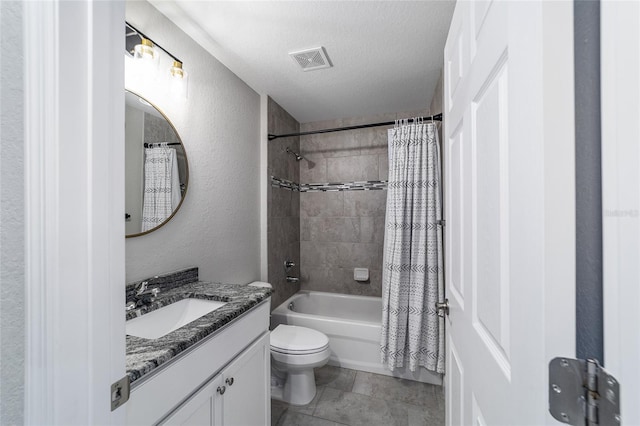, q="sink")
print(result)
[126,298,227,339]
